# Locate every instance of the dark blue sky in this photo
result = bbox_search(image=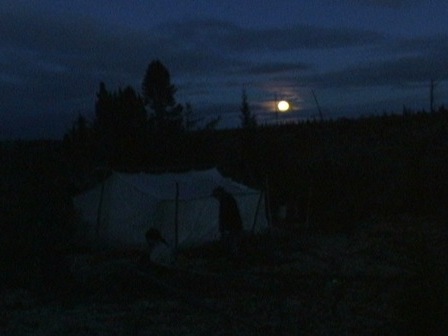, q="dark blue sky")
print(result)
[1,0,448,139]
